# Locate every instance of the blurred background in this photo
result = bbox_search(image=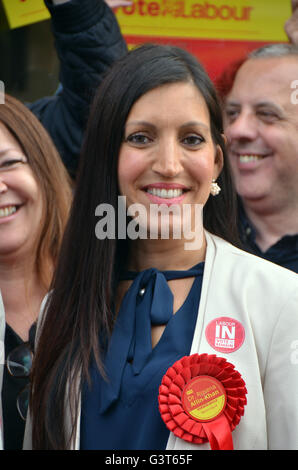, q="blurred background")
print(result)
[0,1,58,102]
[0,0,291,102]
